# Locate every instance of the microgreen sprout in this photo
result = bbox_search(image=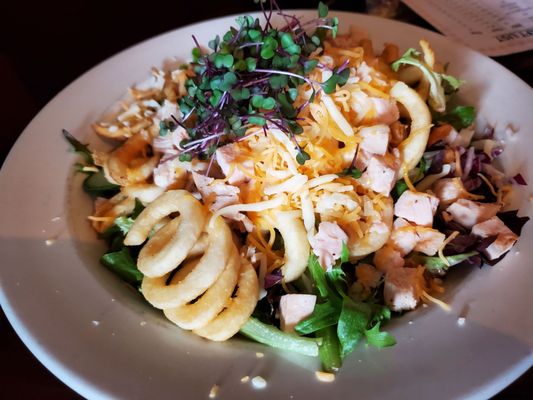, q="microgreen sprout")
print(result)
[172,1,343,163]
